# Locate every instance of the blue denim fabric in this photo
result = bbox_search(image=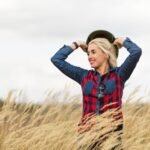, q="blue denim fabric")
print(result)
[51,37,142,84]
